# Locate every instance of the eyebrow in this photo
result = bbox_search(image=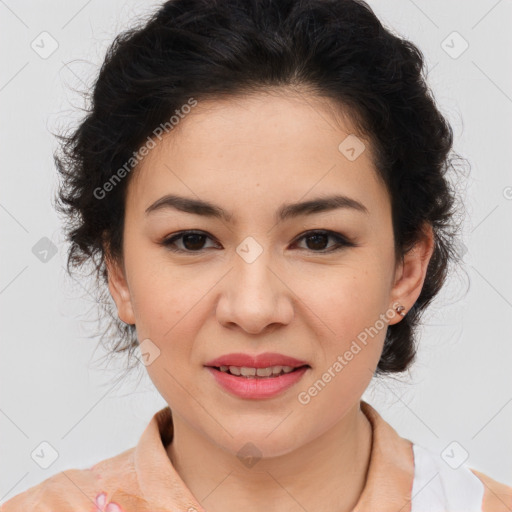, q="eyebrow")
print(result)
[144,193,369,222]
